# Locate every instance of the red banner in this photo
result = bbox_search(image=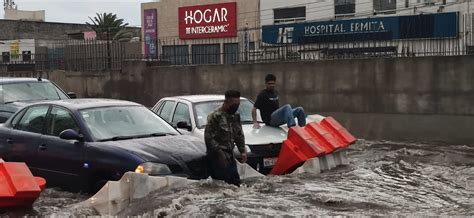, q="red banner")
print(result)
[179,2,237,39]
